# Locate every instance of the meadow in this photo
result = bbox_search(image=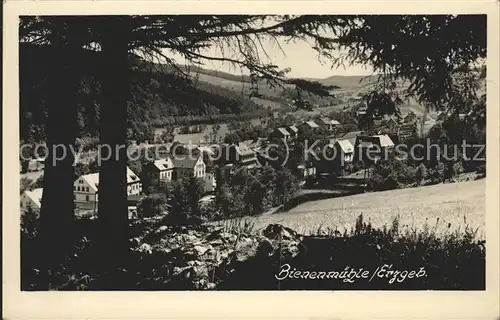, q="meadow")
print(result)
[242,179,485,238]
